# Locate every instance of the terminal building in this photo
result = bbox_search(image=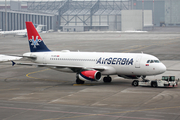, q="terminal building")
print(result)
[0,0,180,32]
